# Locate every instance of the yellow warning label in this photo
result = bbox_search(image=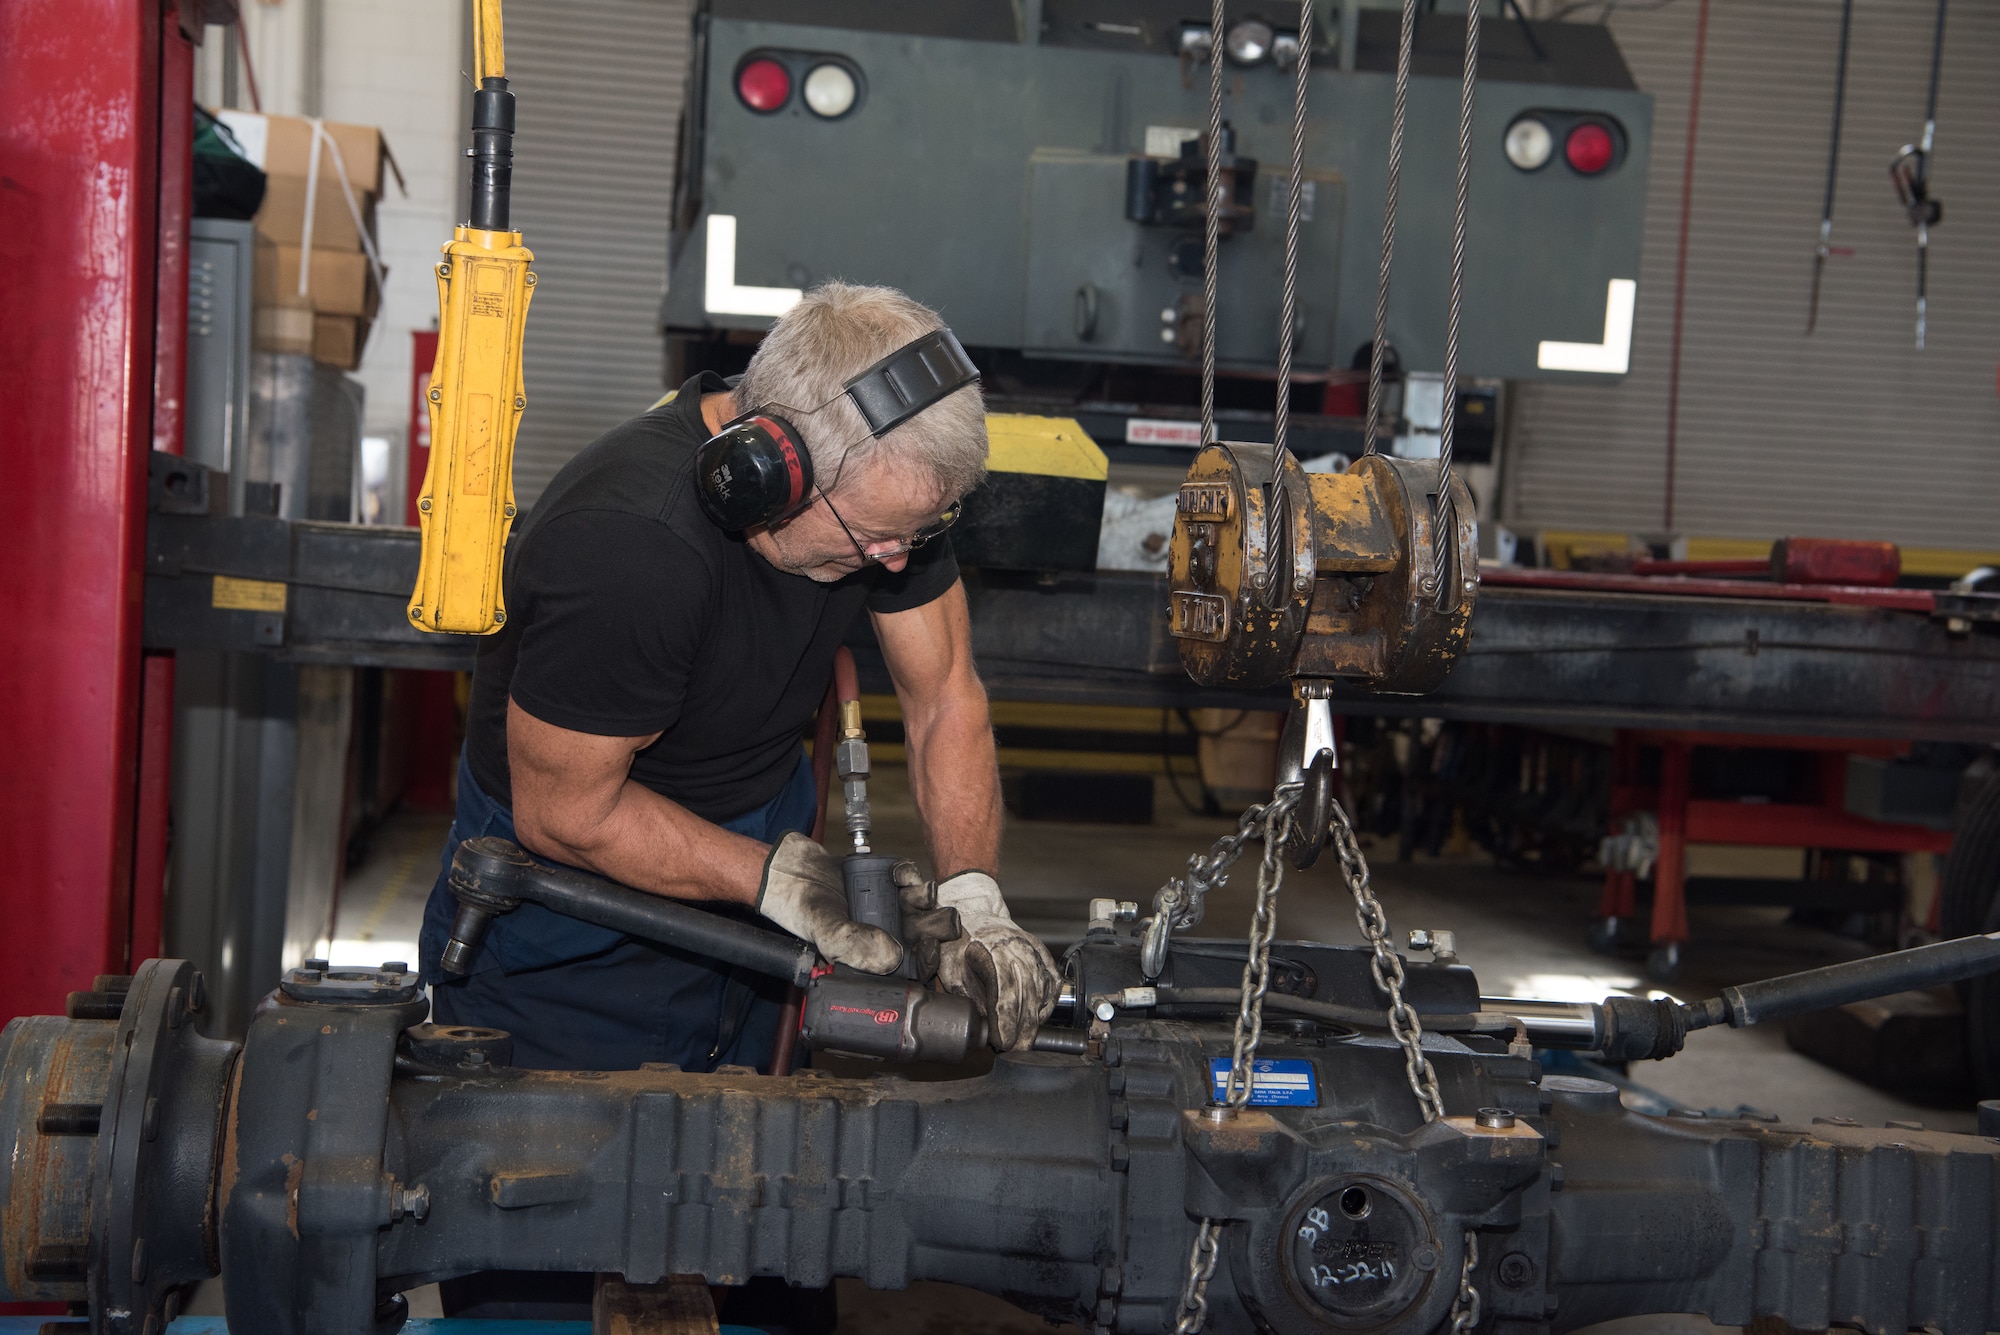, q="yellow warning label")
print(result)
[211,575,287,613]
